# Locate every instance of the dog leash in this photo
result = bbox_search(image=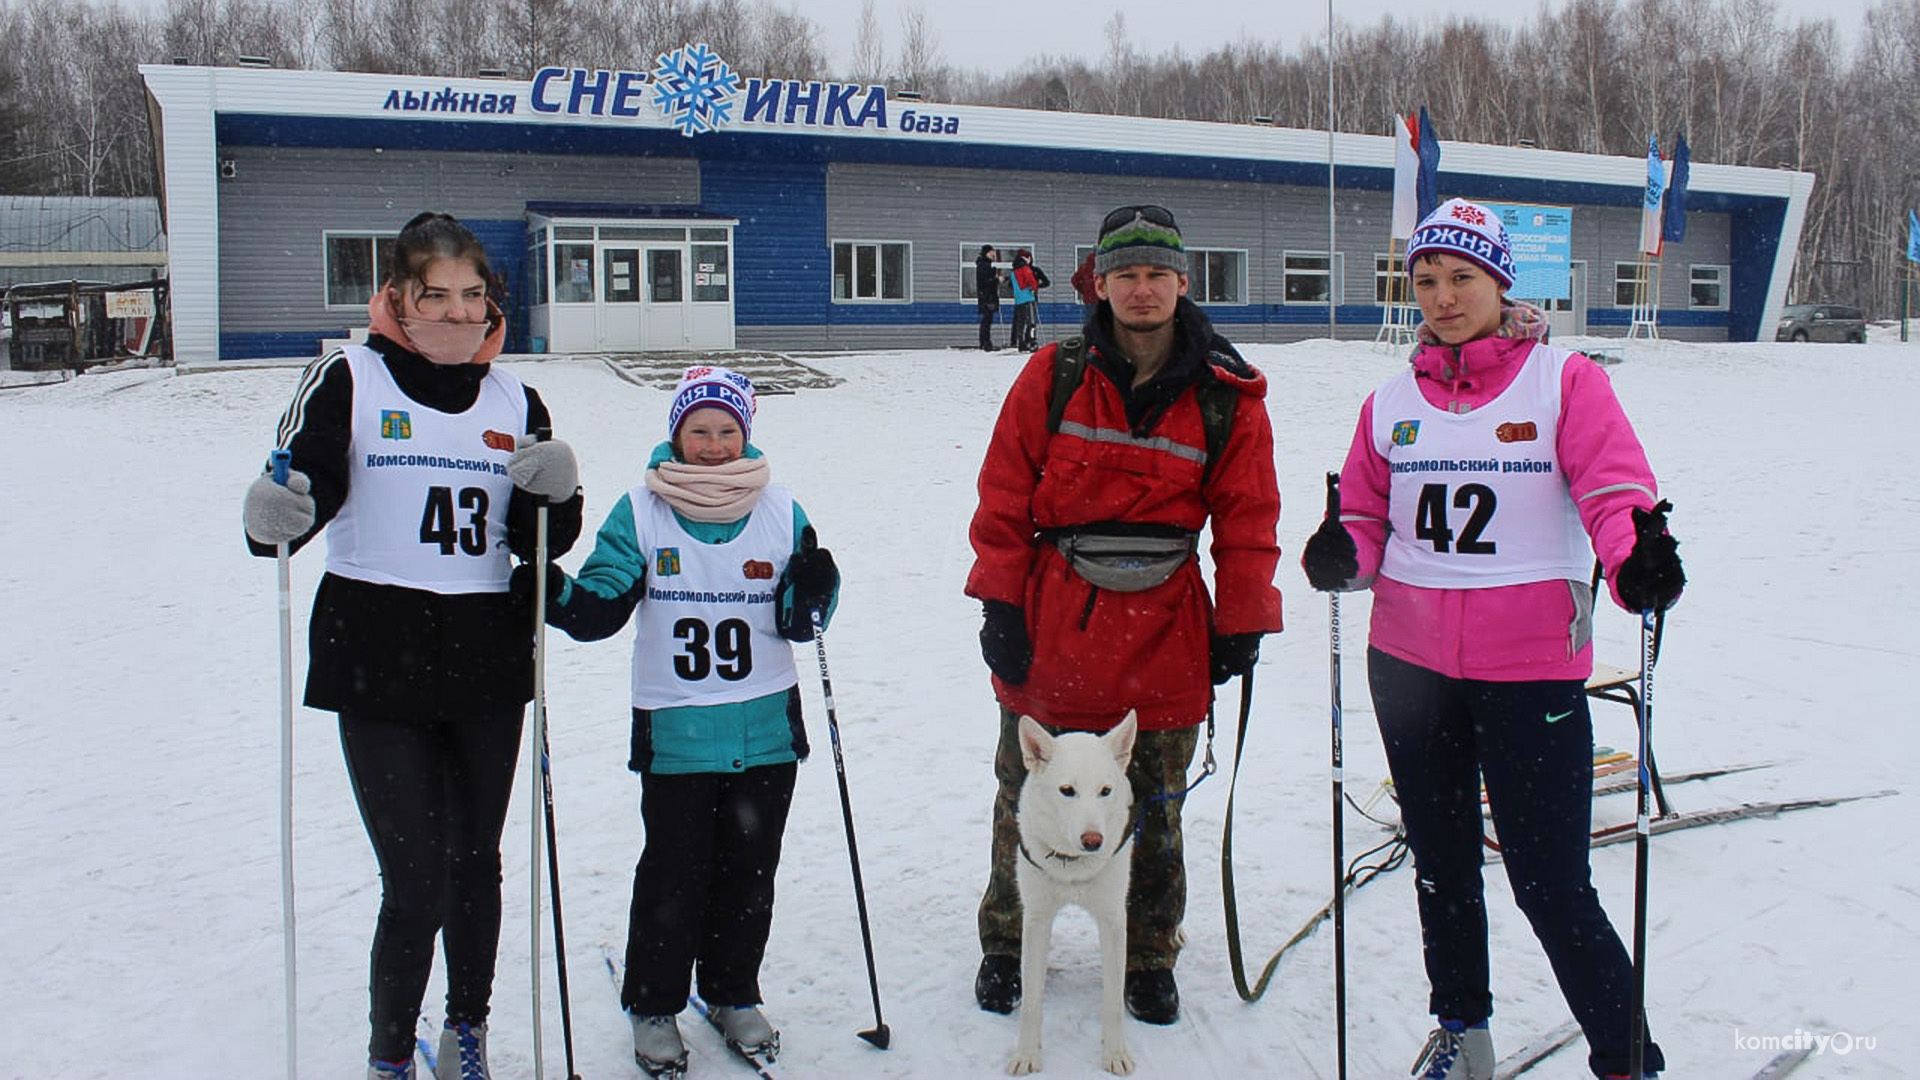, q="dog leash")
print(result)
[1219,669,1293,1001]
[1122,699,1219,848]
